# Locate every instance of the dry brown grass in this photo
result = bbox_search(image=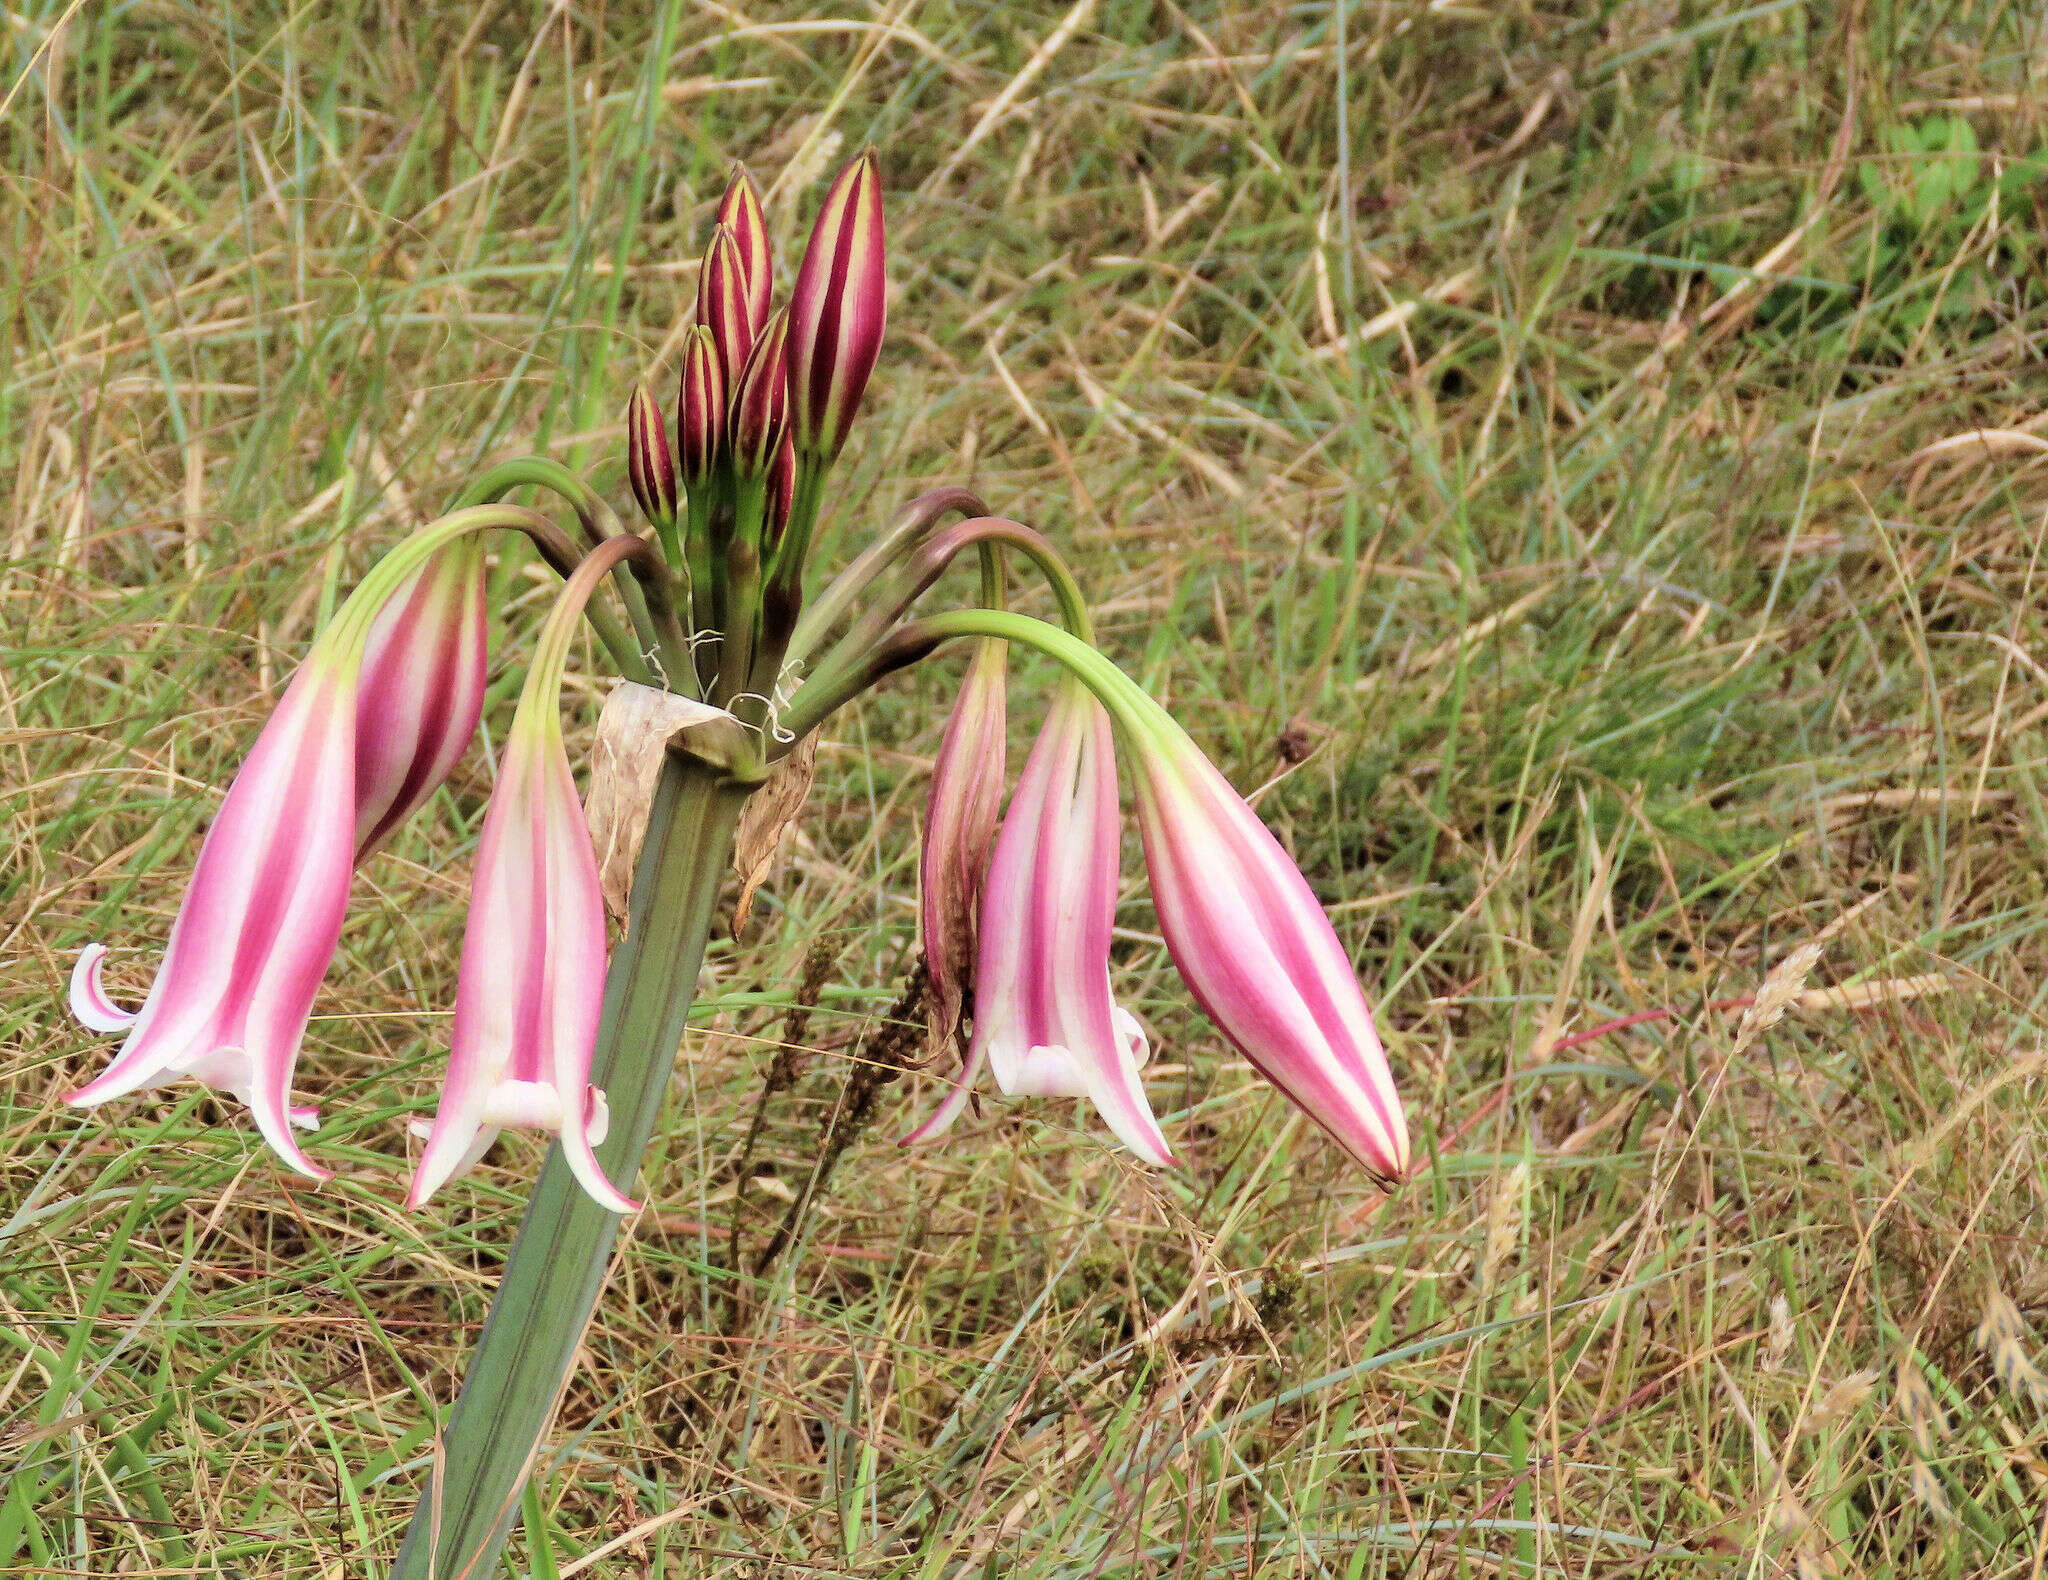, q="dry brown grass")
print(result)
[6,1,2048,1574]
